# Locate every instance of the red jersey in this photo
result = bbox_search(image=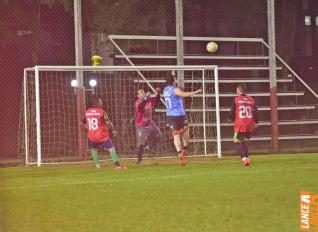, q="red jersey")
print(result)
[135,95,159,126]
[232,95,257,132]
[84,107,110,142]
